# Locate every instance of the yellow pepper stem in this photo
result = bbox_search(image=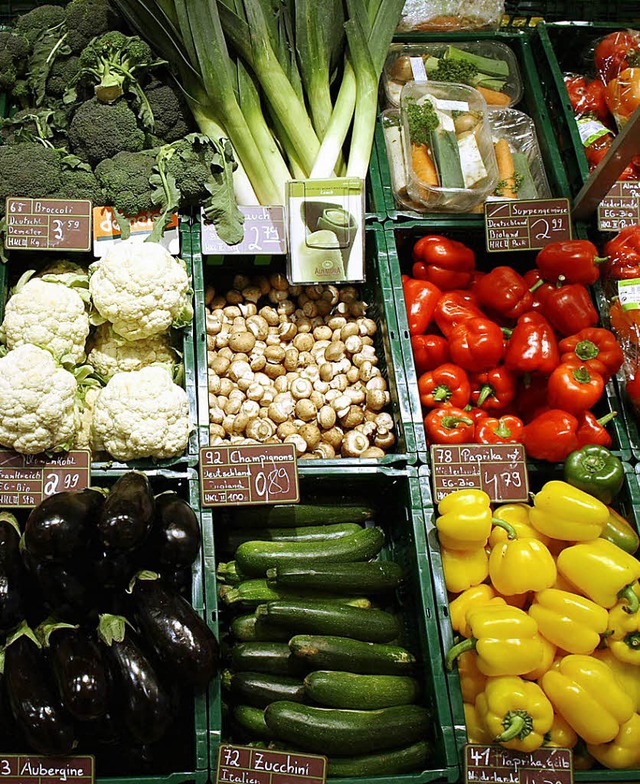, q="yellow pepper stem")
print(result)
[619,584,640,614]
[492,517,517,540]
[494,710,533,743]
[446,636,476,671]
